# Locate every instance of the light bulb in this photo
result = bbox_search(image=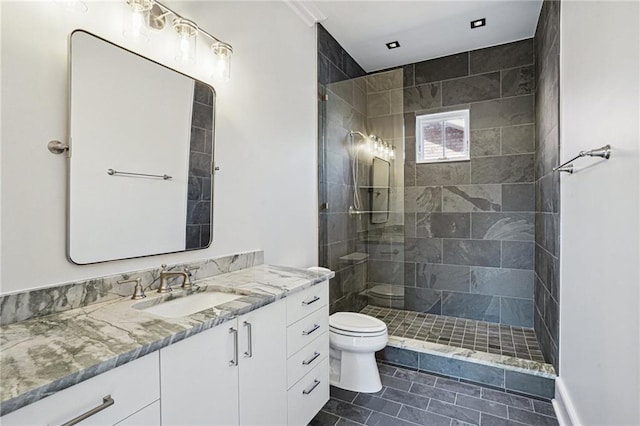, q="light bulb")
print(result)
[211,42,233,82]
[173,18,197,63]
[54,0,88,13]
[123,0,152,41]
